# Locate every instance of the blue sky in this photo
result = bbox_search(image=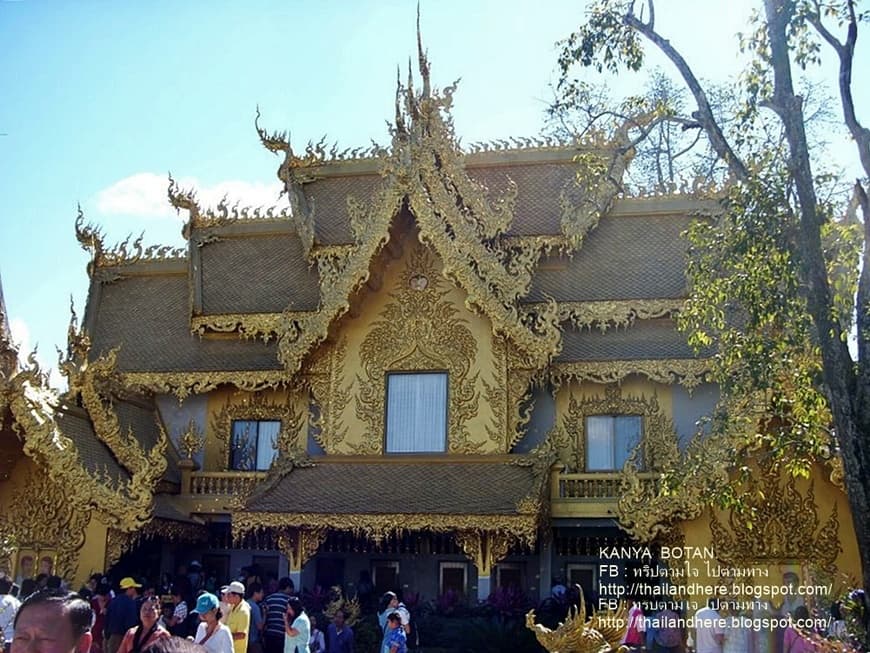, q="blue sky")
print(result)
[1,0,866,386]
